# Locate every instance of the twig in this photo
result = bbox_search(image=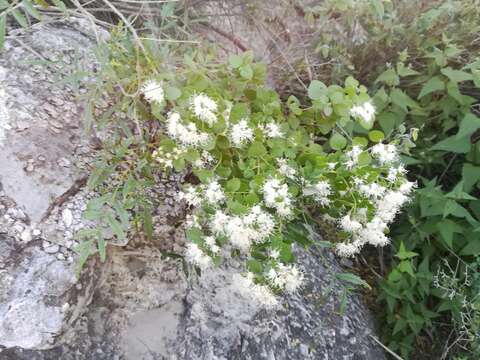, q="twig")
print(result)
[199,22,247,52]
[41,175,89,222]
[369,335,405,360]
